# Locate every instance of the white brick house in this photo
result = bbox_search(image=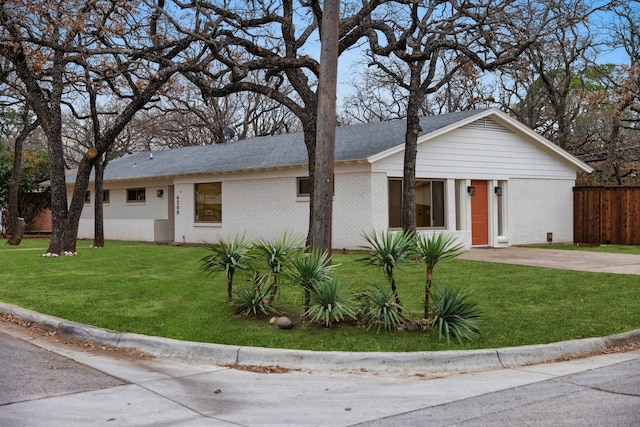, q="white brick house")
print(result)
[69,108,592,249]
